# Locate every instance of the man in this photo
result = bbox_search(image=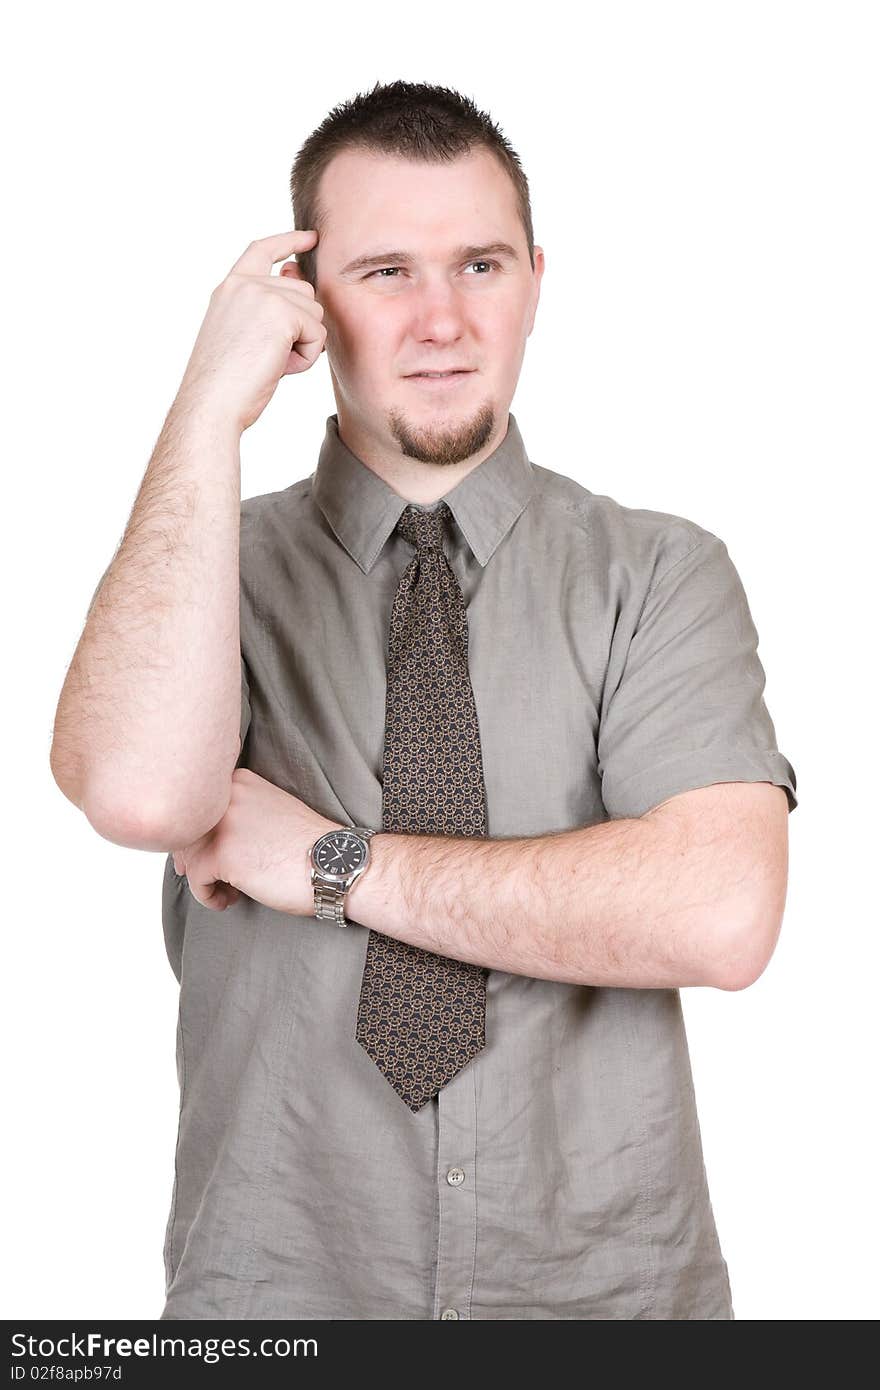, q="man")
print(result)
[50,80,797,1320]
